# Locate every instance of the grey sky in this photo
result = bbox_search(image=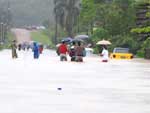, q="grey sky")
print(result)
[0,0,54,26]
